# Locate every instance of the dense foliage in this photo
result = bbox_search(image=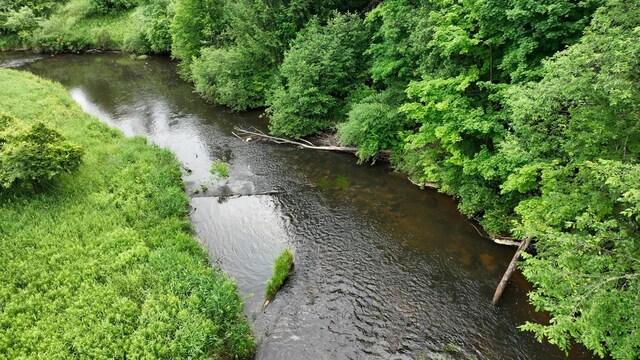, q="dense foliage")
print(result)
[267,12,370,138]
[507,2,640,357]
[2,0,639,358]
[0,69,255,358]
